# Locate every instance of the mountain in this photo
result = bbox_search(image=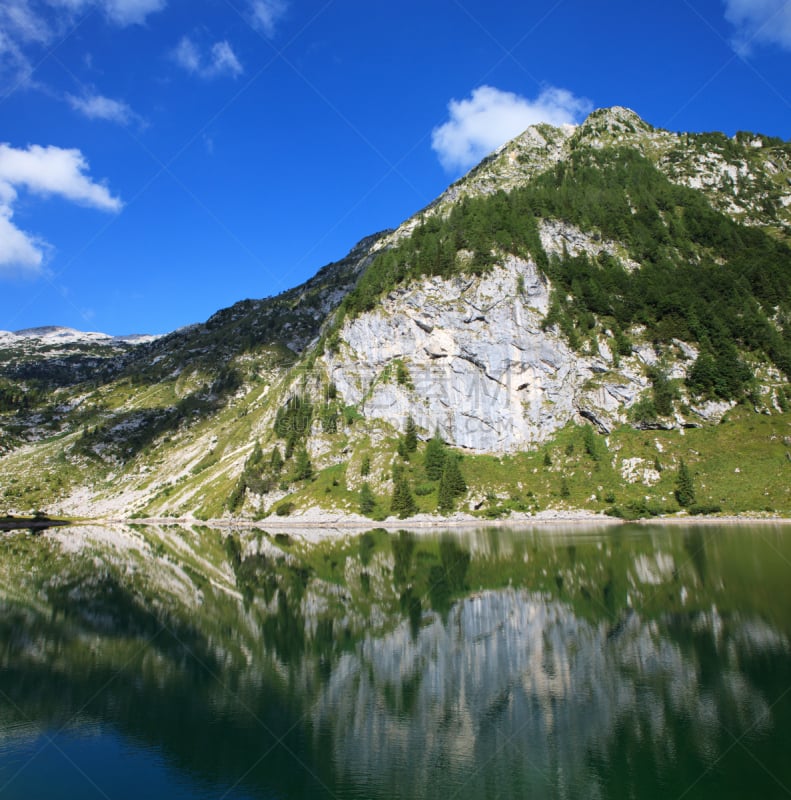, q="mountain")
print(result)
[2,326,158,345]
[1,107,790,521]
